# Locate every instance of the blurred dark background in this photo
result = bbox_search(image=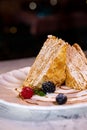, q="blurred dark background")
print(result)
[0,0,87,60]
